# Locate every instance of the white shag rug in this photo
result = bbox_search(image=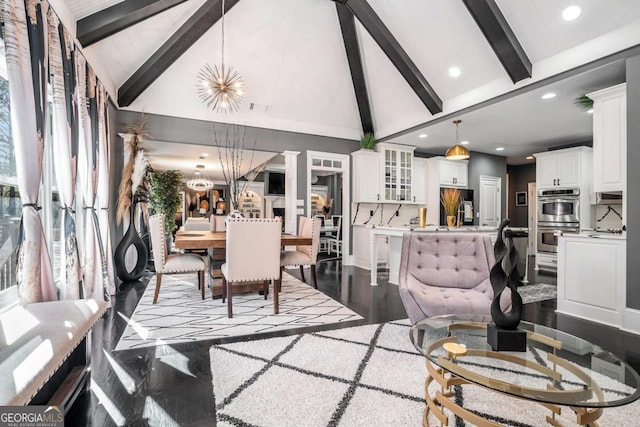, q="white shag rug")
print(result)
[210,320,638,427]
[115,272,363,351]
